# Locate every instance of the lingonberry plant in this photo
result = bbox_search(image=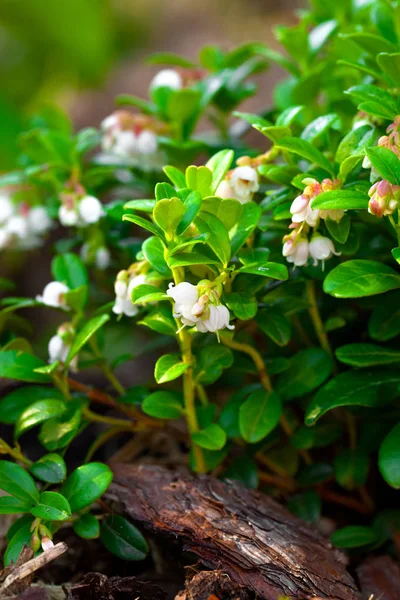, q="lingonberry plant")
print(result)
[1,0,400,567]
